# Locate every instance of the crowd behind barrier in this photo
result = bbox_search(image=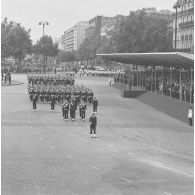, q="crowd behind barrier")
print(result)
[114,69,194,103]
[27,73,75,86]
